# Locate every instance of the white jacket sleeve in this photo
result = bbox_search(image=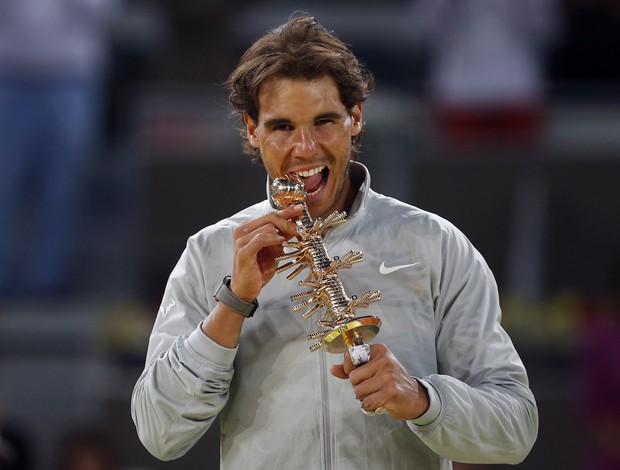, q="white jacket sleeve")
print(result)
[408,225,538,464]
[131,237,236,461]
